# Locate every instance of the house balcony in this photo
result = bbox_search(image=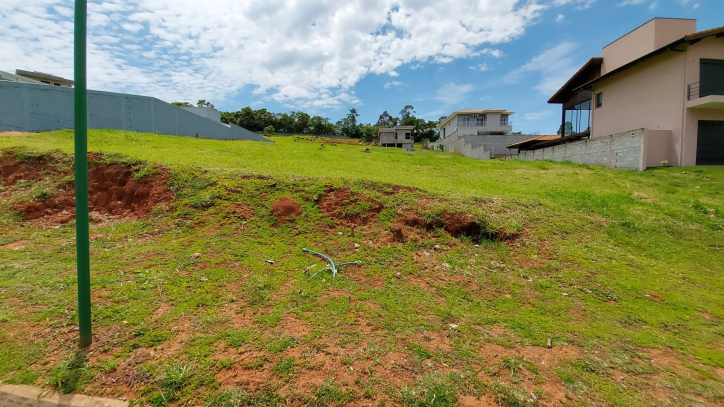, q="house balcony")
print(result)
[686,82,724,109]
[457,124,513,135]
